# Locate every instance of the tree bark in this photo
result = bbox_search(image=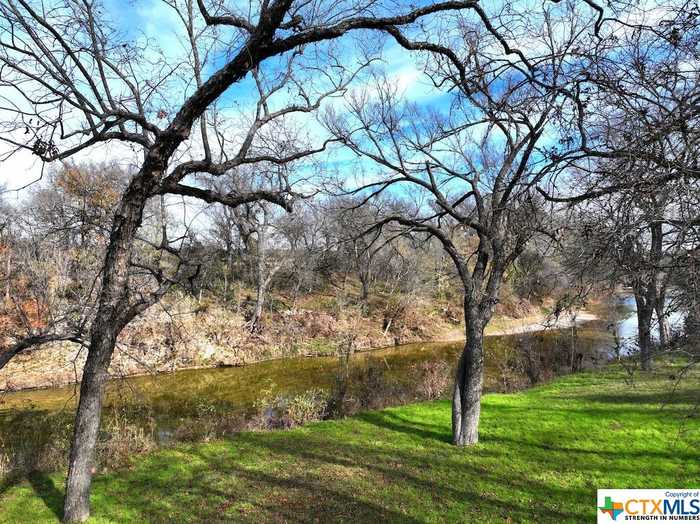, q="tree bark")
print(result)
[63,328,118,522]
[634,292,654,371]
[452,300,485,446]
[655,287,668,347]
[63,168,154,522]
